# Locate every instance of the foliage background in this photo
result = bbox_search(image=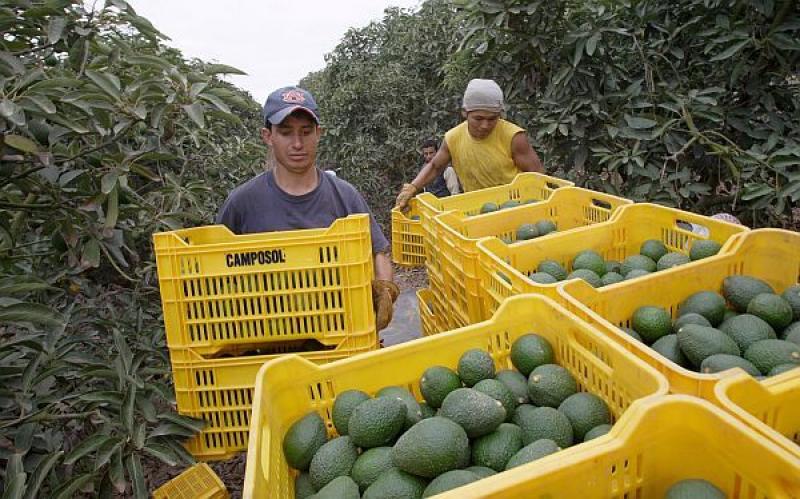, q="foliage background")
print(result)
[307,0,800,228]
[1,0,263,496]
[1,0,798,496]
